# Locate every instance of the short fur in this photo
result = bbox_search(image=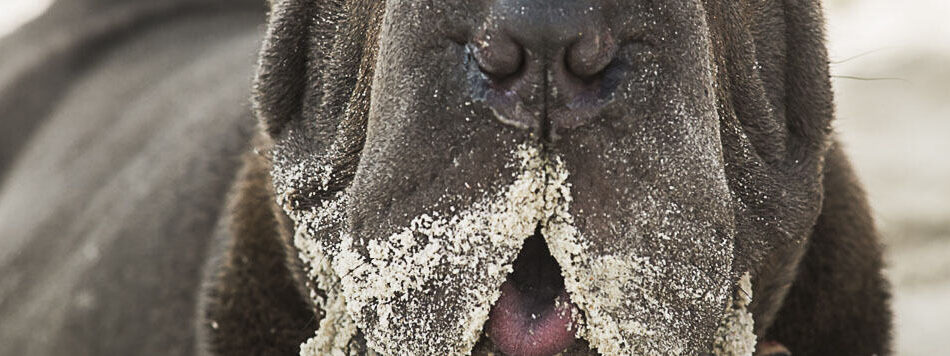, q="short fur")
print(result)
[765,142,892,355]
[197,138,316,356]
[0,0,891,355]
[0,0,264,354]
